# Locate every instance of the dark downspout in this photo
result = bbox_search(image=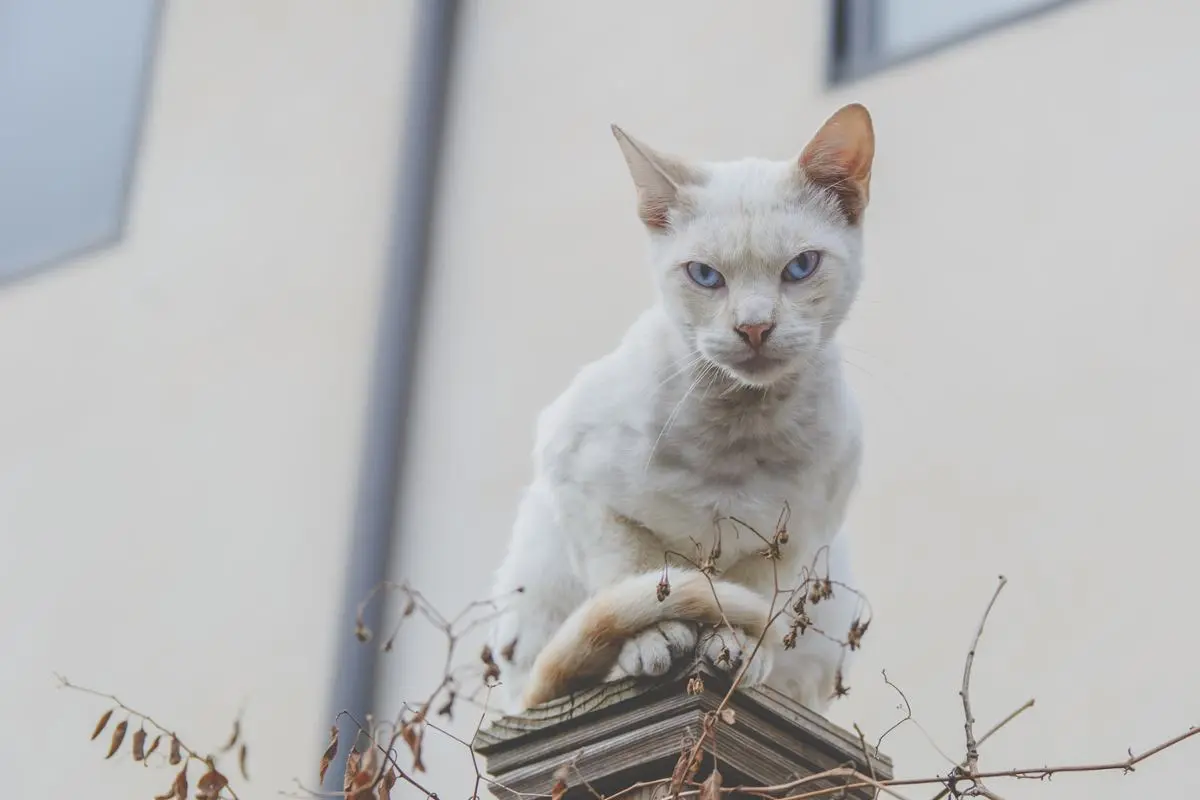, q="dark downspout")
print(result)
[322,0,460,790]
